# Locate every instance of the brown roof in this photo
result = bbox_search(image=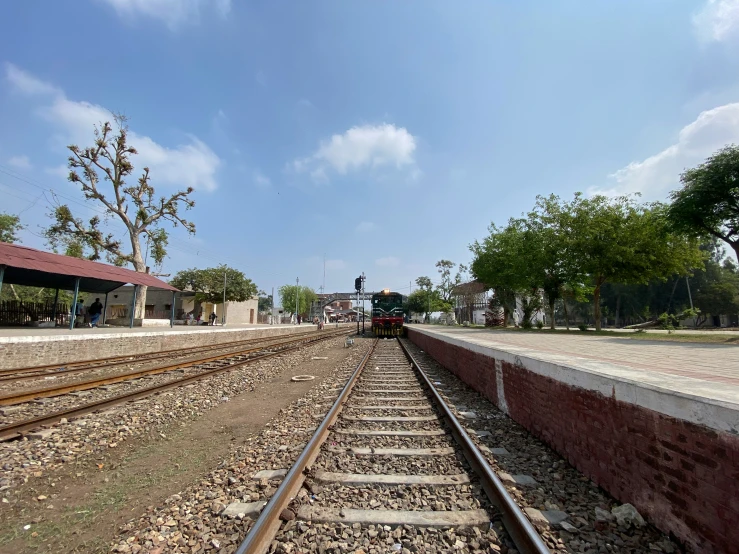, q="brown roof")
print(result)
[451,280,489,296]
[0,241,178,294]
